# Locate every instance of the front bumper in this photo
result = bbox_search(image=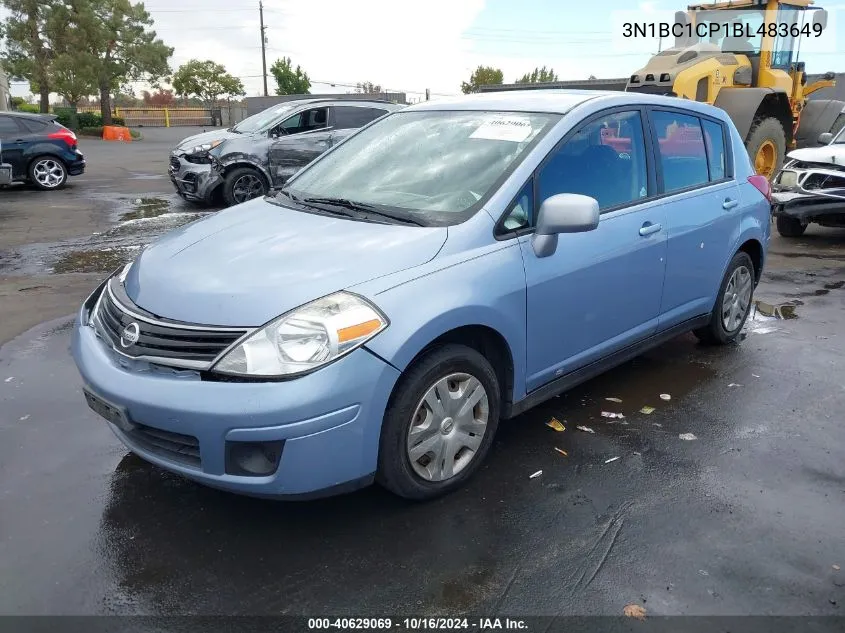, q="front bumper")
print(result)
[169,153,222,203]
[772,165,845,221]
[71,307,401,498]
